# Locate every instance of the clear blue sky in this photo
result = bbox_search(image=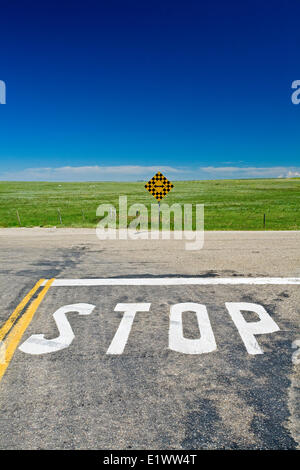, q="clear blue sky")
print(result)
[0,0,299,181]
